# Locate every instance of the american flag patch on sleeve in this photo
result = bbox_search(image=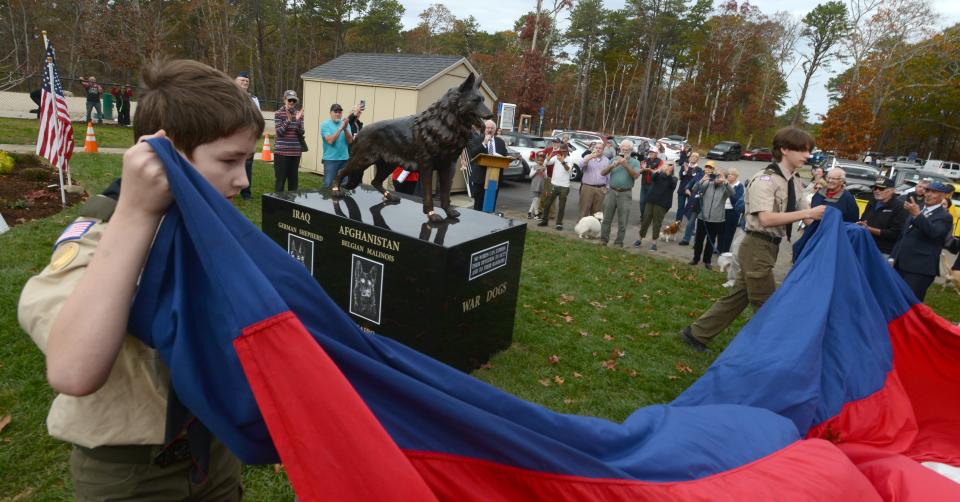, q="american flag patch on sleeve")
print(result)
[54,220,95,248]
